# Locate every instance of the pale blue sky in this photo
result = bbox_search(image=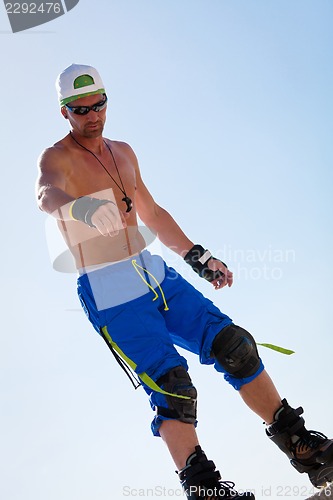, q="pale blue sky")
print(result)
[1,1,332,499]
